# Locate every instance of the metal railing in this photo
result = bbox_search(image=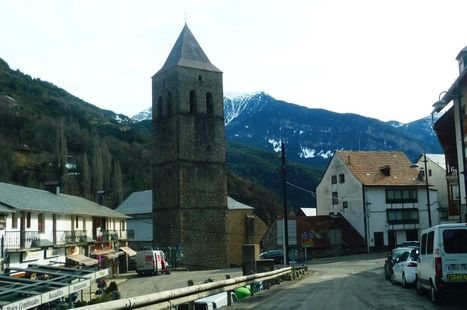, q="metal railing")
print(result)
[80,267,298,310]
[3,231,40,249]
